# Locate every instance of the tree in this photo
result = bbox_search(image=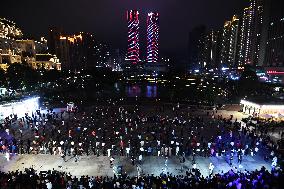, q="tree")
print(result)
[6,63,26,89]
[42,69,61,83]
[24,66,39,90]
[238,65,259,97]
[0,68,6,86]
[6,63,39,90]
